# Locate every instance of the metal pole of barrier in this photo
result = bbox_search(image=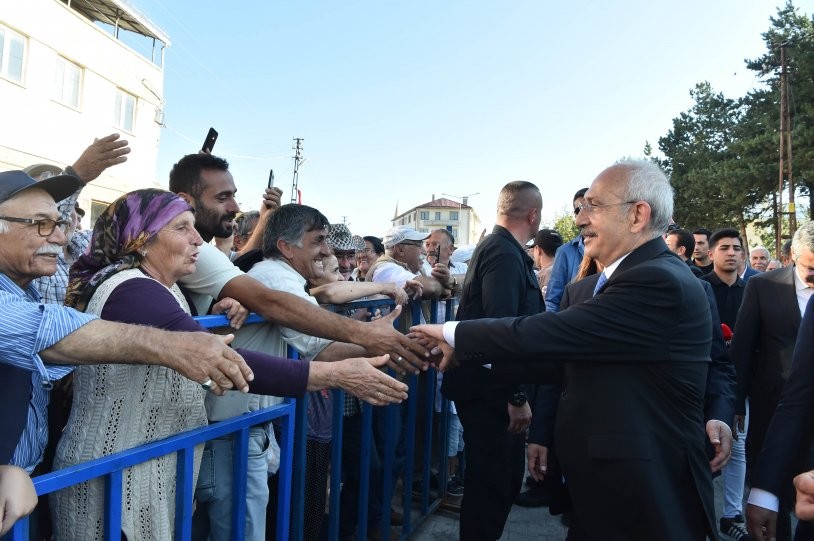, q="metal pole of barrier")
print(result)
[401,372,419,536]
[176,447,195,541]
[438,382,451,504]
[291,393,308,541]
[289,345,306,541]
[379,398,398,538]
[9,515,28,540]
[328,389,345,541]
[277,400,296,541]
[356,402,373,541]
[103,470,124,540]
[230,427,250,540]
